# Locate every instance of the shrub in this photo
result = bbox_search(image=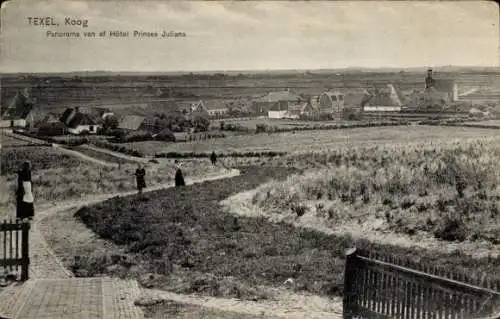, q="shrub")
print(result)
[154,129,176,142]
[255,124,268,133]
[123,130,153,143]
[434,216,467,242]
